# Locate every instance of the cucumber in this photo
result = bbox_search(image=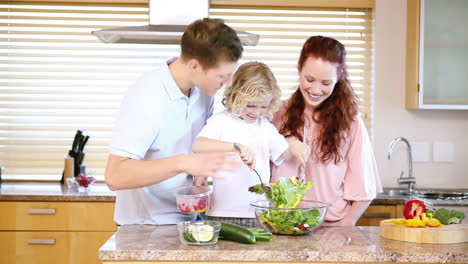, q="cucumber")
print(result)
[248,227,272,241]
[219,222,256,244]
[183,230,196,242]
